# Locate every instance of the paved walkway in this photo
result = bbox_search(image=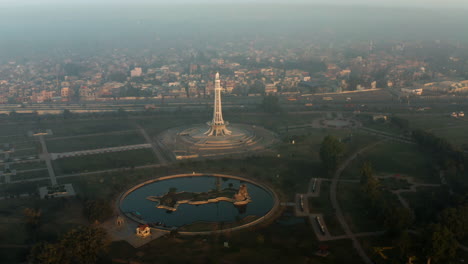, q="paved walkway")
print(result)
[50,144,151,160]
[376,174,441,210]
[329,141,385,264]
[137,126,169,165]
[102,217,168,248]
[39,135,57,185]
